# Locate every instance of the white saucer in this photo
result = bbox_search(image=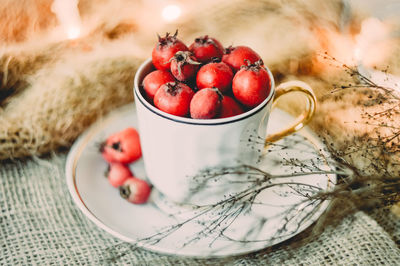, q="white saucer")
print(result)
[65,104,336,258]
